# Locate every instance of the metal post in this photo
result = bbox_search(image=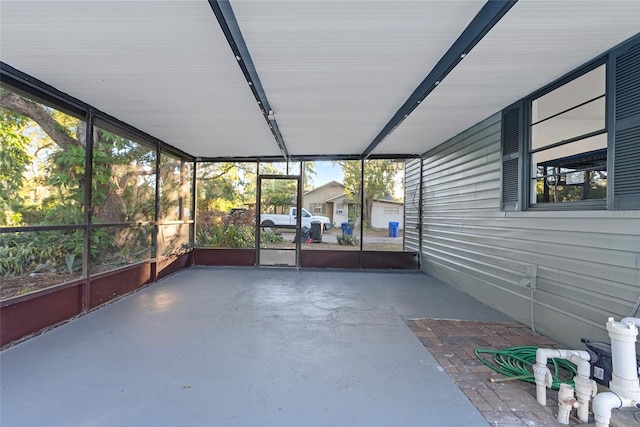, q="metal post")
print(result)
[152,143,161,281]
[255,162,261,267]
[81,110,94,312]
[295,169,302,268]
[359,159,365,267]
[418,155,424,259]
[191,161,198,250]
